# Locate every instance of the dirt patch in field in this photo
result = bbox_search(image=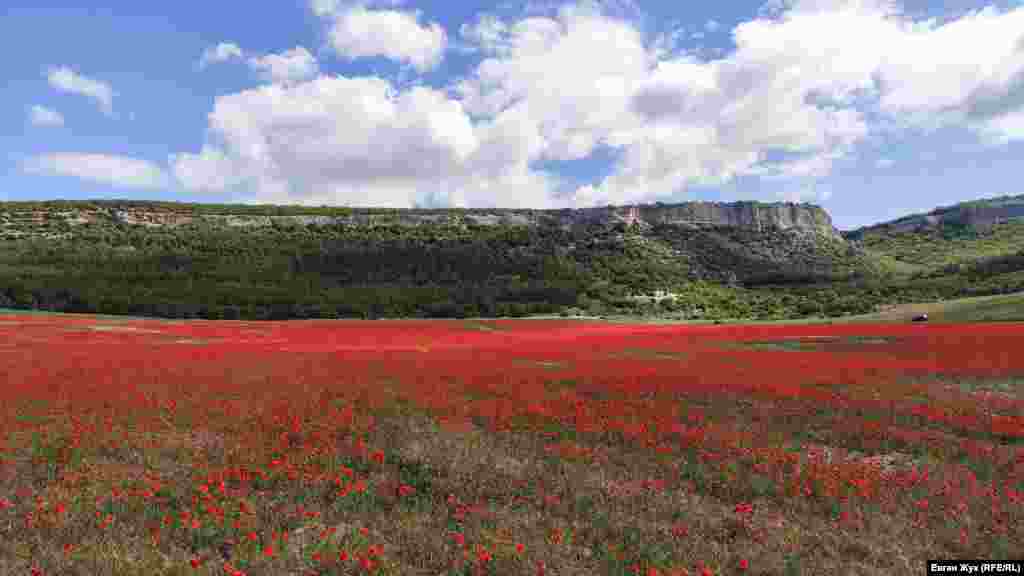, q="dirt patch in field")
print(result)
[461,320,506,332]
[153,337,220,345]
[87,325,165,333]
[728,335,904,352]
[510,358,569,370]
[606,348,693,361]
